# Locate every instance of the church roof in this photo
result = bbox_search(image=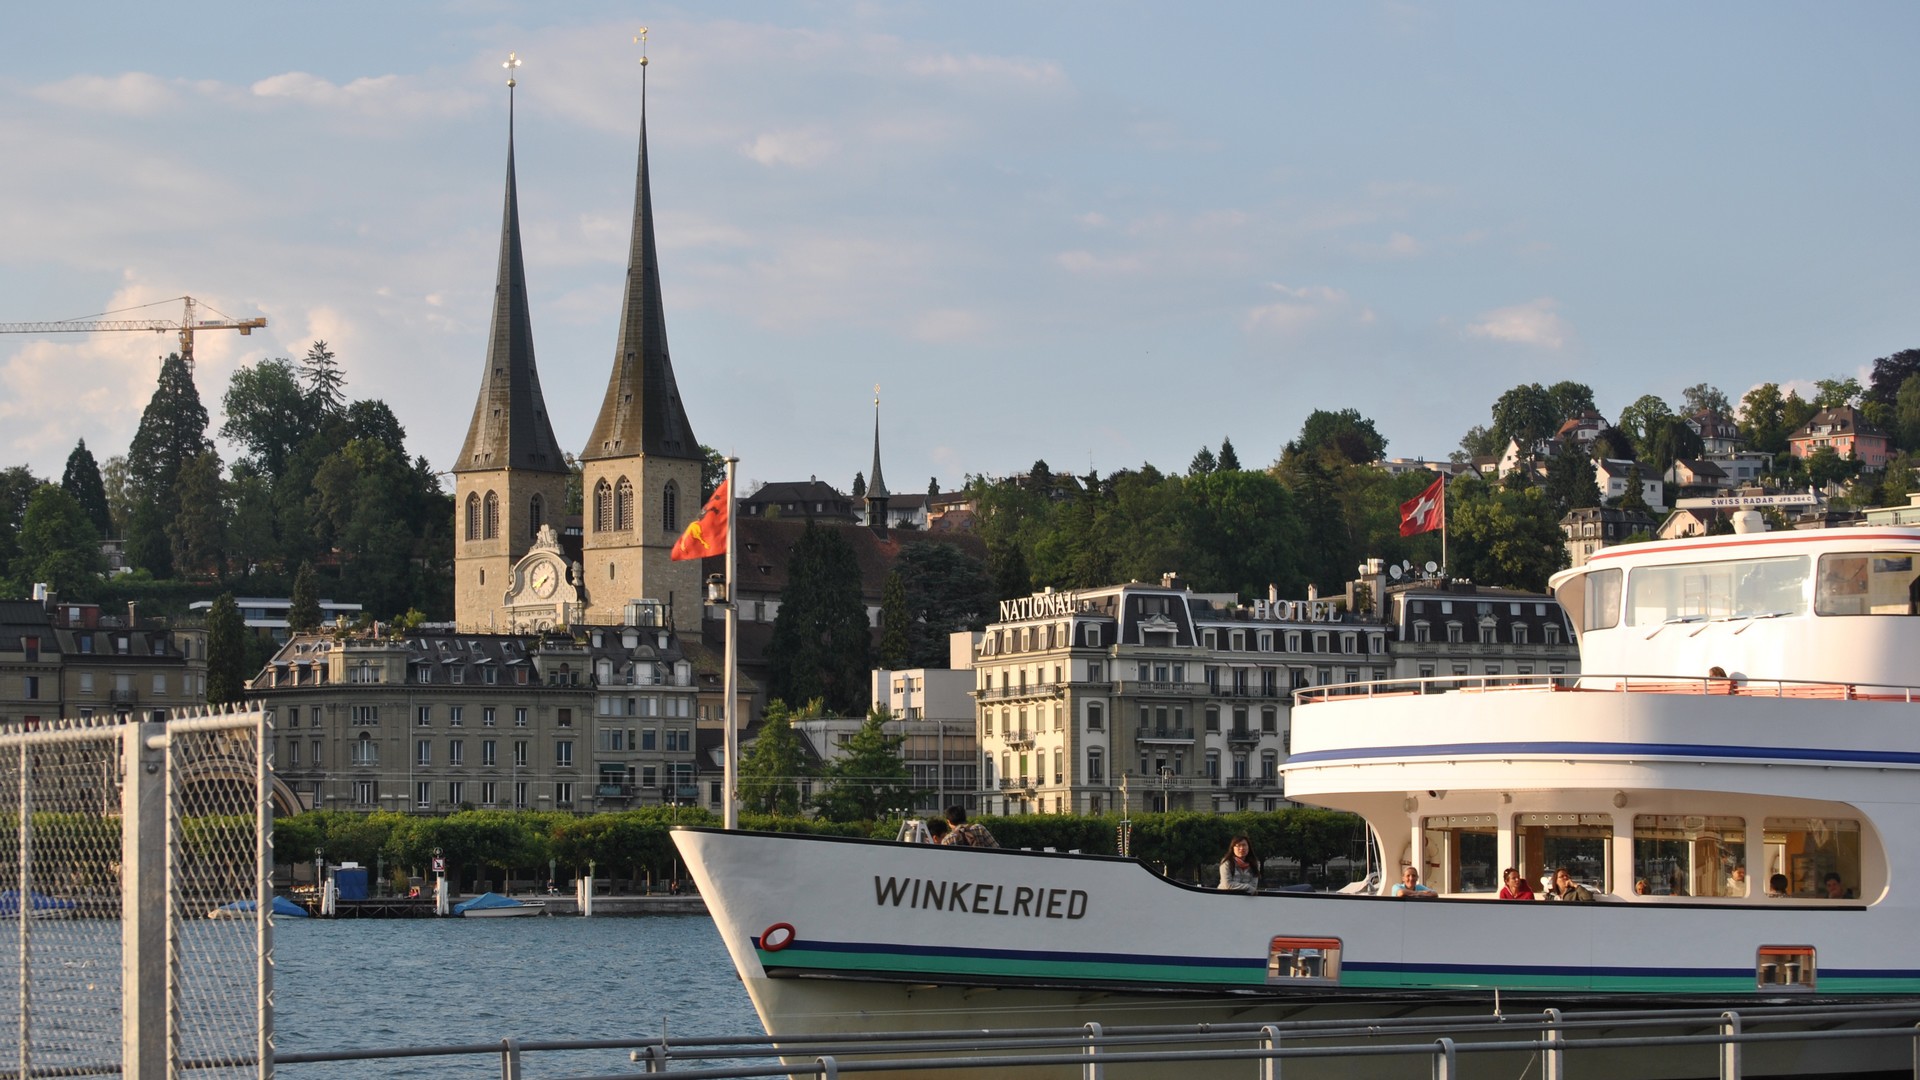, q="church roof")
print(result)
[454,124,568,476]
[582,93,701,463]
[866,401,889,501]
